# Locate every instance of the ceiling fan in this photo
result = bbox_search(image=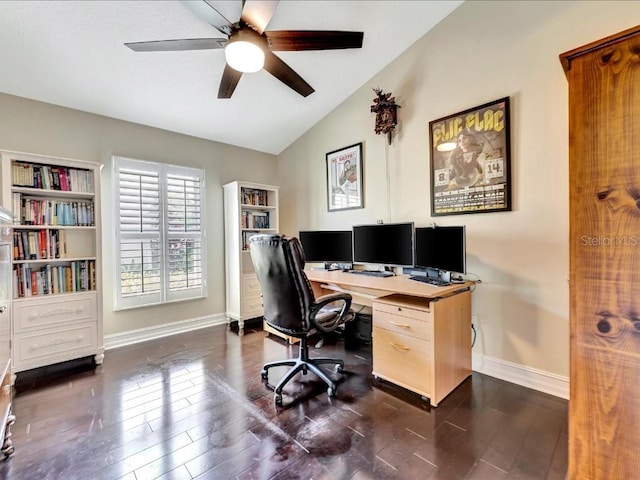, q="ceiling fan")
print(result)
[125,0,364,99]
